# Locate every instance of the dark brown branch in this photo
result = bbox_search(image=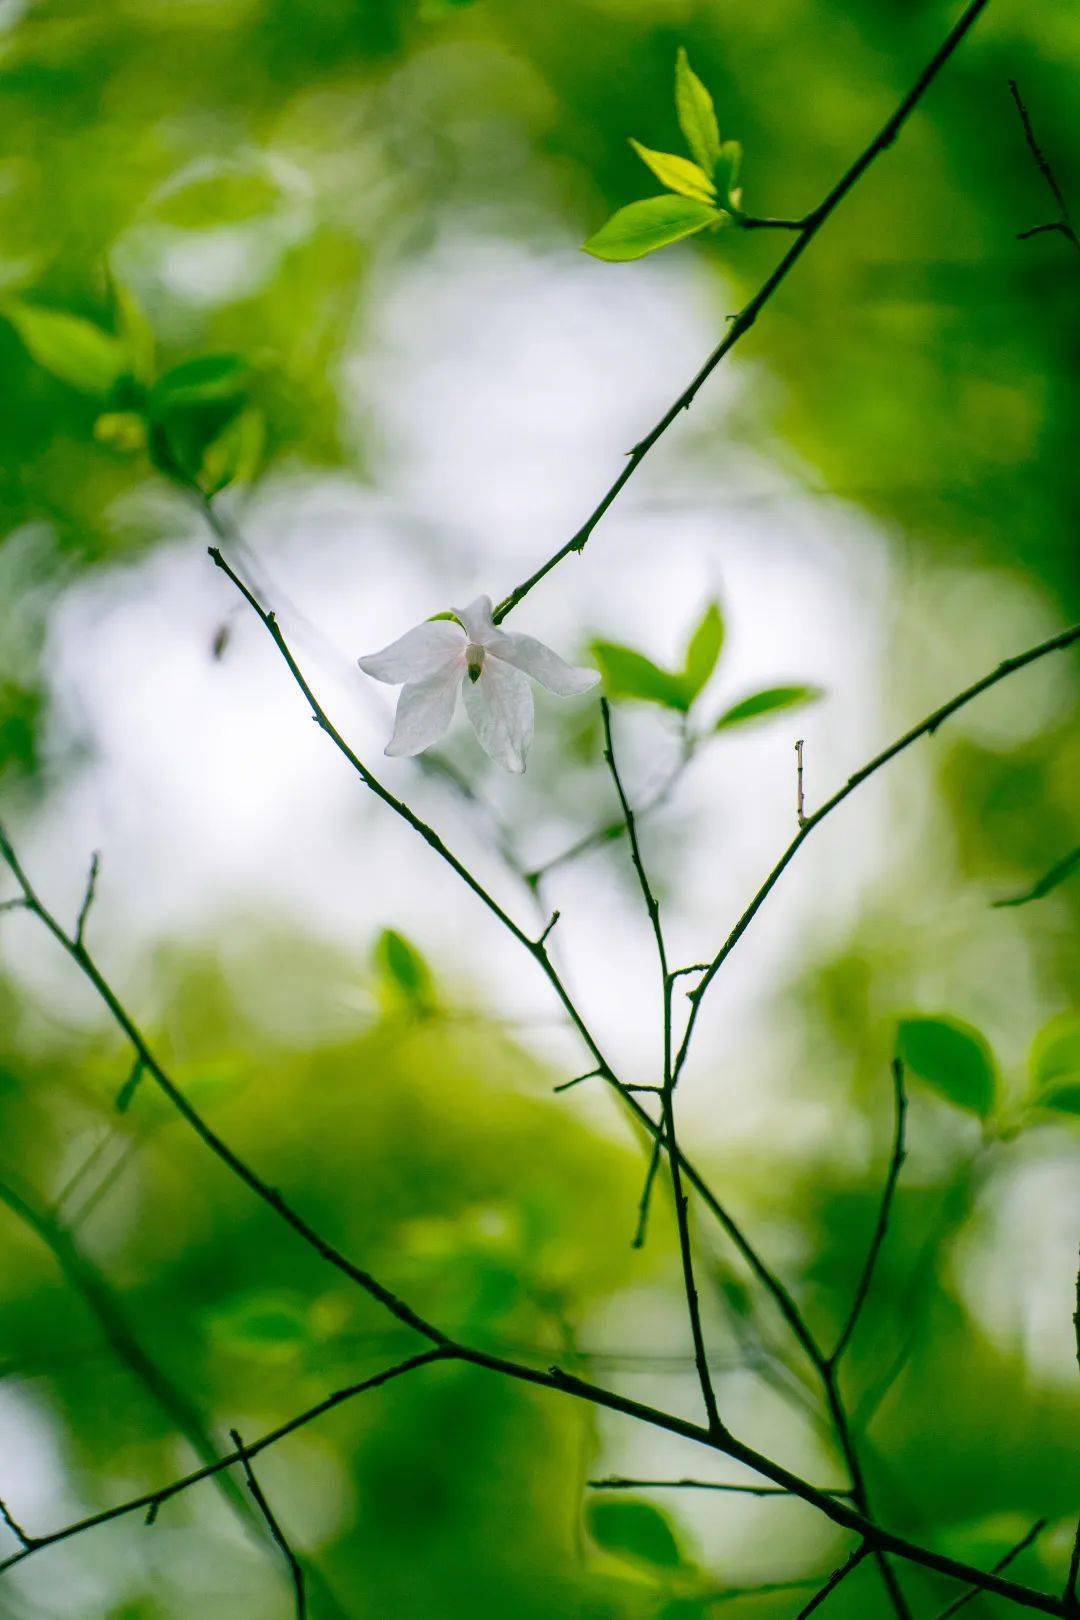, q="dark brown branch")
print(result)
[674,620,1080,1084]
[0,822,447,1350]
[829,1059,907,1367]
[492,0,993,621]
[588,1476,853,1497]
[73,850,100,952]
[794,1542,870,1618]
[1008,80,1079,257]
[229,1428,306,1619]
[932,1519,1048,1620]
[602,698,721,1433]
